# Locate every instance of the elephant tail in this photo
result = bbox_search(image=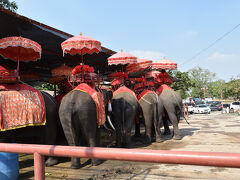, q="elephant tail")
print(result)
[121,98,125,135]
[169,90,183,123]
